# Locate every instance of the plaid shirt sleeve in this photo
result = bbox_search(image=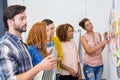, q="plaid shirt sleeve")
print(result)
[0,44,18,80]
